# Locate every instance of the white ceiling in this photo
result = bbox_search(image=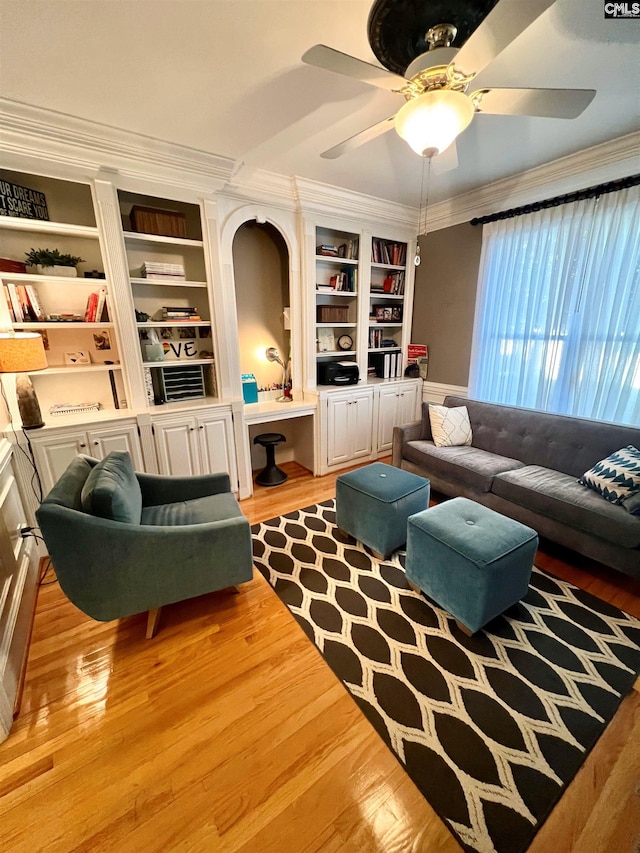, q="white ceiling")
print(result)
[1,0,638,207]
